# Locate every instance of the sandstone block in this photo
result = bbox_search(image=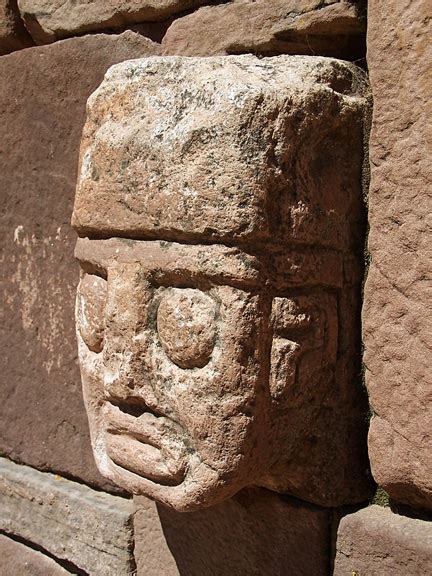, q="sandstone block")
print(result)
[162,0,366,60]
[363,0,432,510]
[73,55,368,251]
[134,489,330,576]
[0,0,33,54]
[73,55,373,510]
[0,458,135,575]
[0,33,160,491]
[17,0,209,44]
[334,505,432,575]
[0,534,70,576]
